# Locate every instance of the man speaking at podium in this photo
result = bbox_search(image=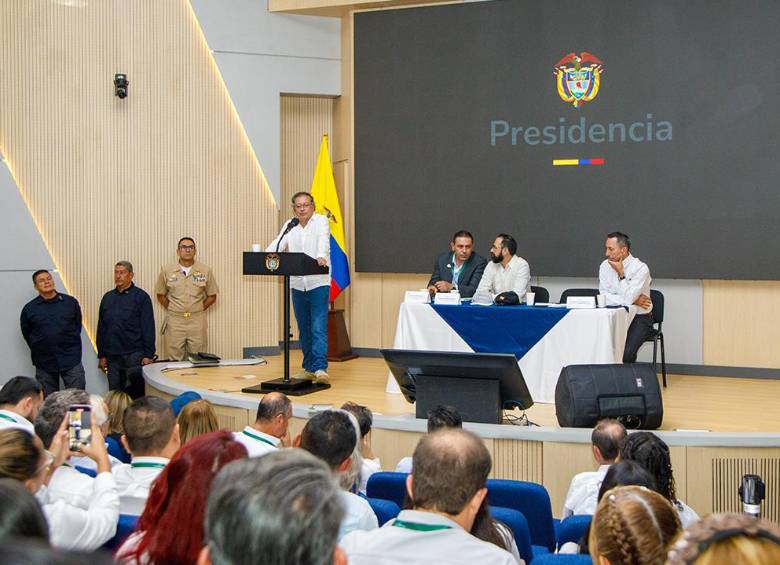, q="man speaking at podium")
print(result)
[267,191,331,384]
